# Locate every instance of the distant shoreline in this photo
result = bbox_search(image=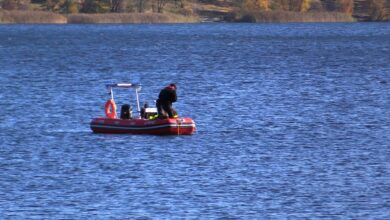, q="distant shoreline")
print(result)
[0,10,360,24]
[0,11,198,24]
